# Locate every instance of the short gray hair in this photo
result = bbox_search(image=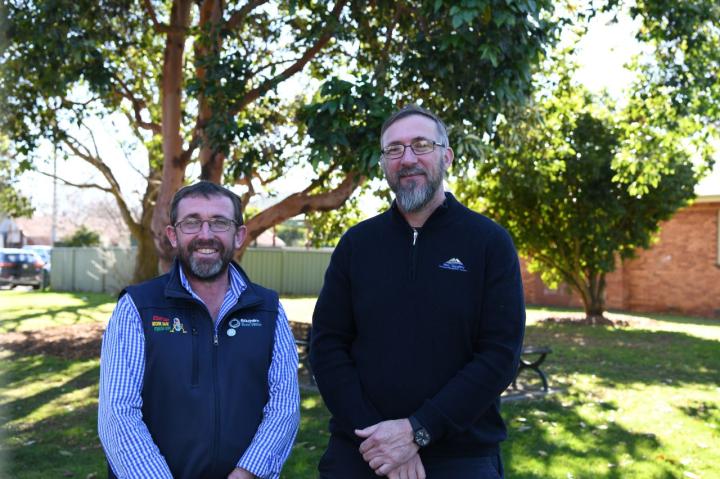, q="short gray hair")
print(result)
[380,104,450,149]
